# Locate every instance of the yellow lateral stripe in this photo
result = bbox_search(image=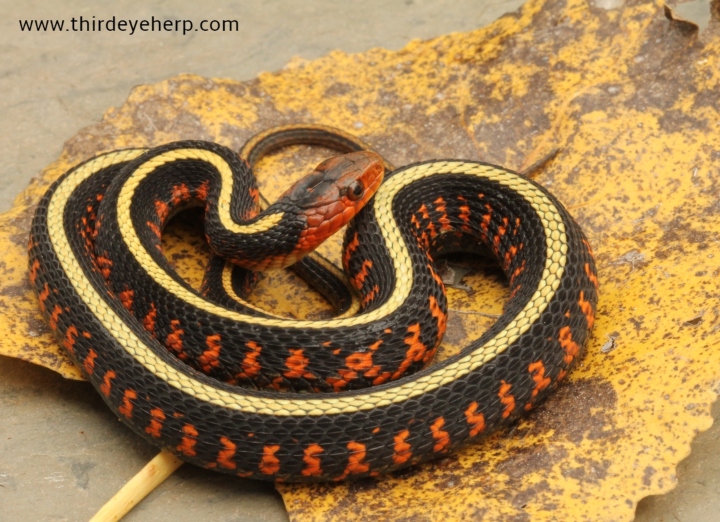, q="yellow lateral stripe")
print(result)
[48,151,566,416]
